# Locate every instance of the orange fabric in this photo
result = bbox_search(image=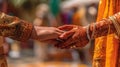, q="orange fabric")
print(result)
[93,0,120,67]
